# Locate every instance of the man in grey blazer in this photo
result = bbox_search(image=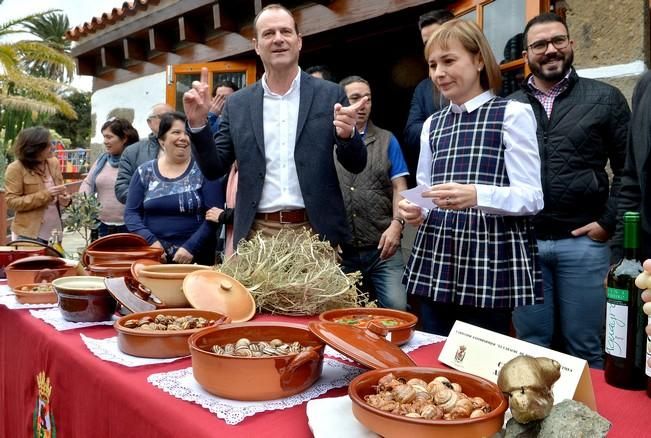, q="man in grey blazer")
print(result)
[184,4,367,251]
